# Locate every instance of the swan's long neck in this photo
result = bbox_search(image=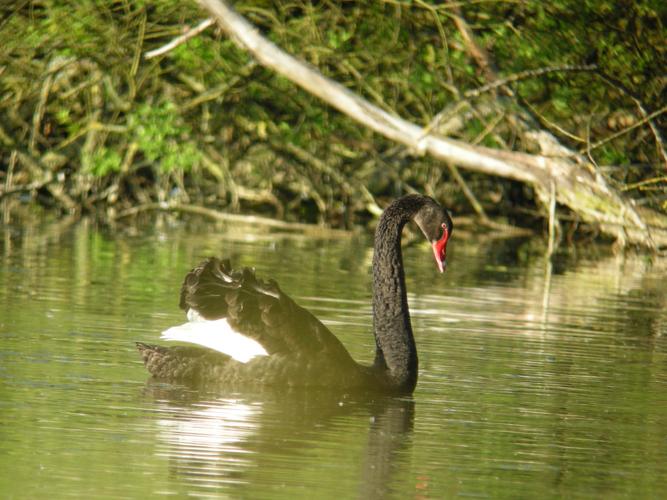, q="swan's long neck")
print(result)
[372,198,423,392]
